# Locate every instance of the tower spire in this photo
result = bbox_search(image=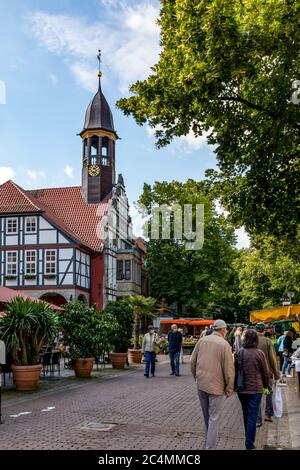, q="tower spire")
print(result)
[97,49,102,91]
